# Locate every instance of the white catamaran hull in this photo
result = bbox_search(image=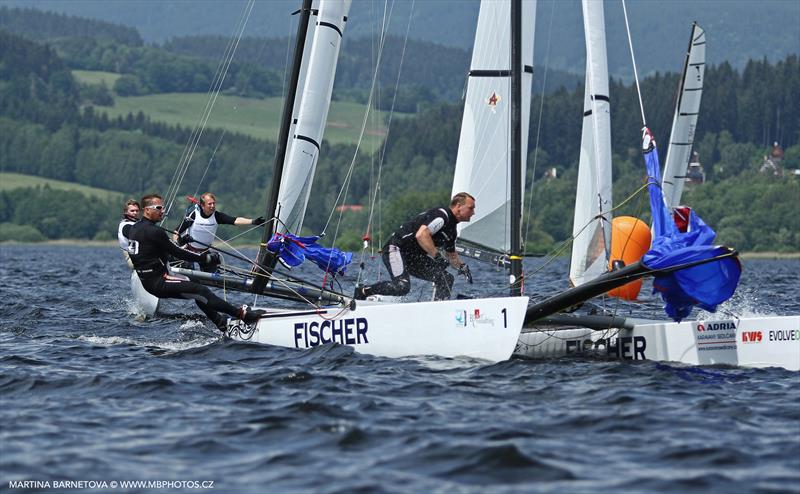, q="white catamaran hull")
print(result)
[228,297,529,362]
[130,271,159,317]
[516,315,800,371]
